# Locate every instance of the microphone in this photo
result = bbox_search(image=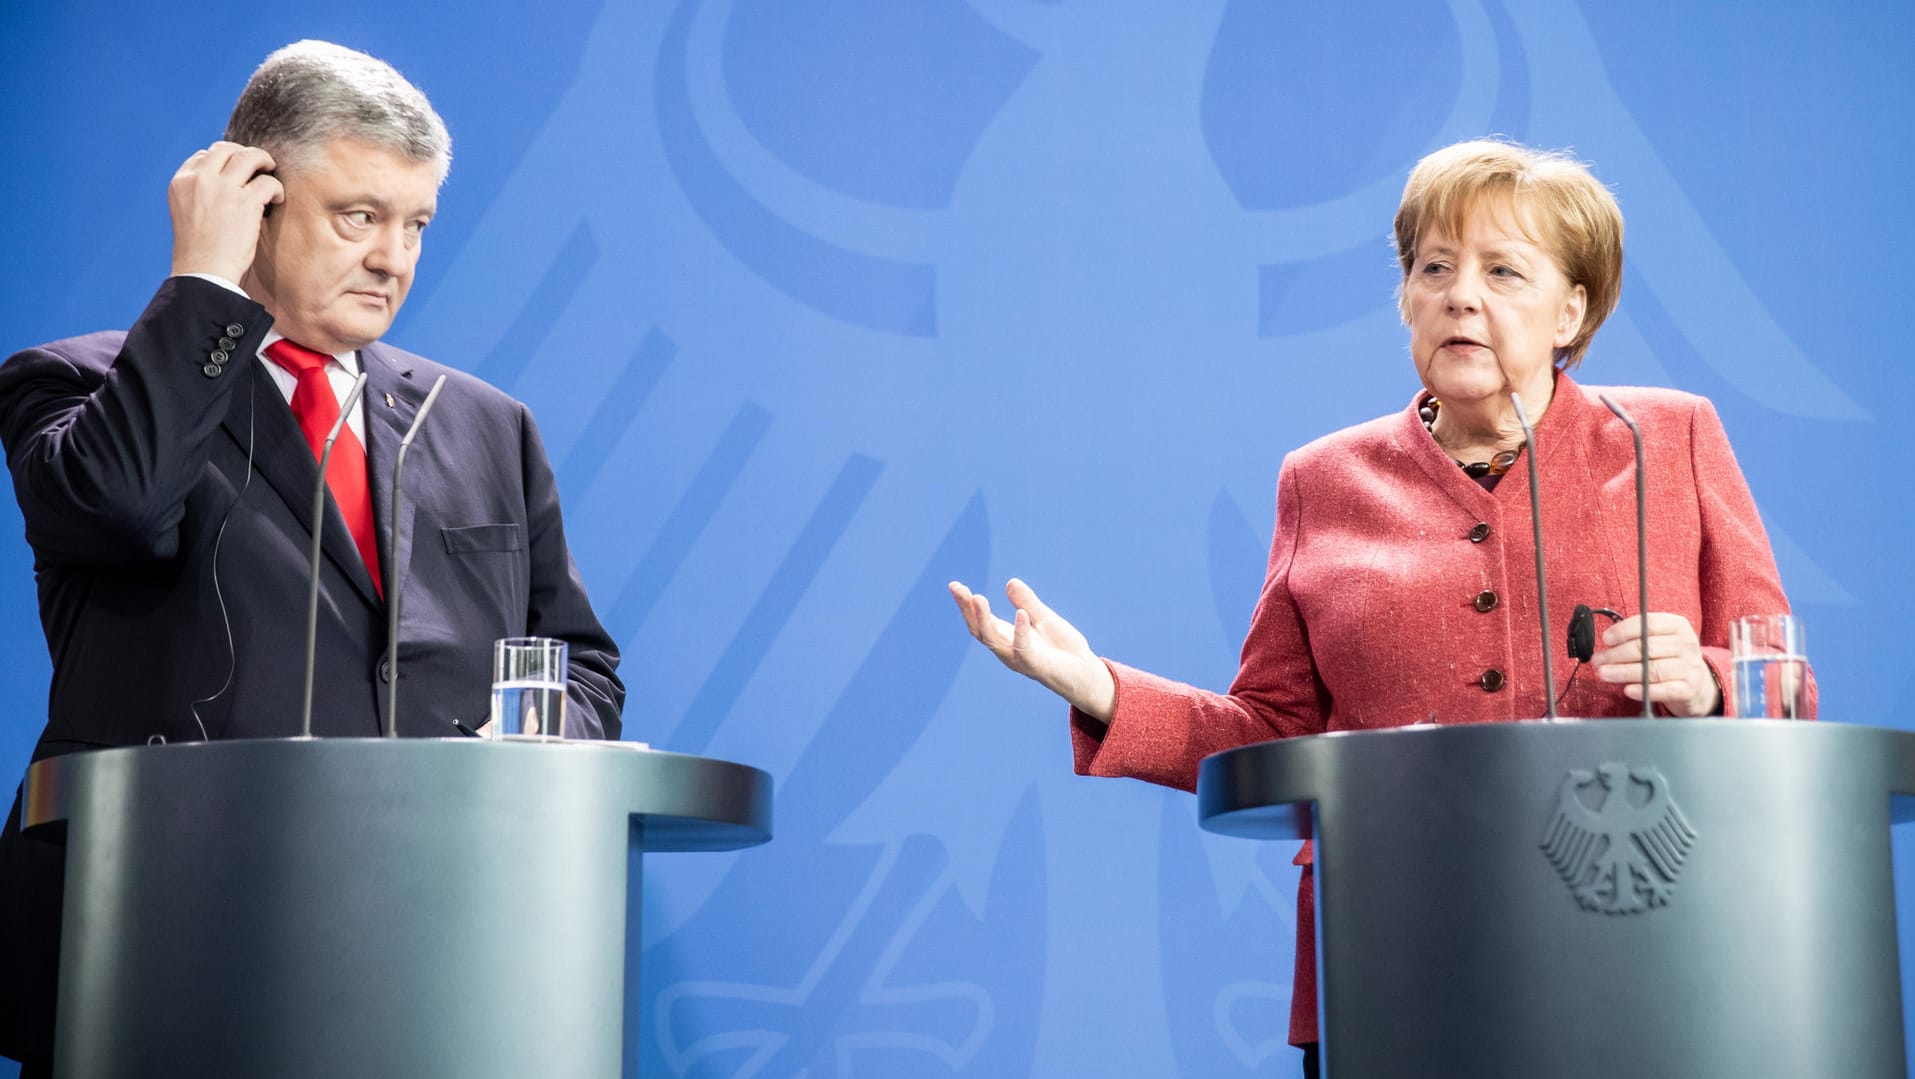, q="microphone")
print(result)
[1598,394,1653,718]
[384,374,448,738]
[1508,392,1558,719]
[301,373,371,738]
